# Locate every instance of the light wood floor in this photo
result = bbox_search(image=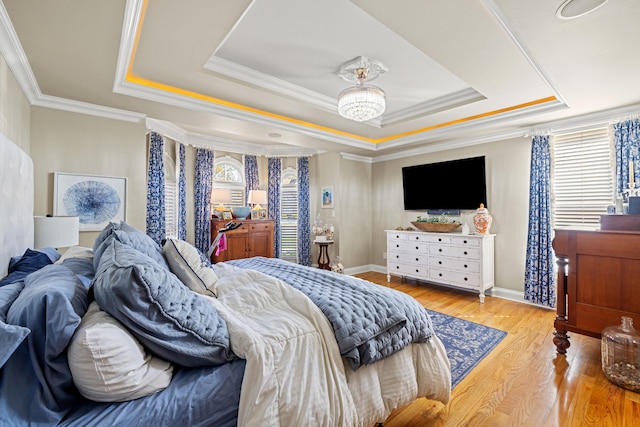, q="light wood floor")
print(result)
[355,272,640,427]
